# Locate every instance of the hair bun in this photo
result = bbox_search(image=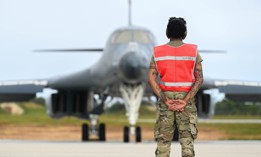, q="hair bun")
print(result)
[169,17,186,25]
